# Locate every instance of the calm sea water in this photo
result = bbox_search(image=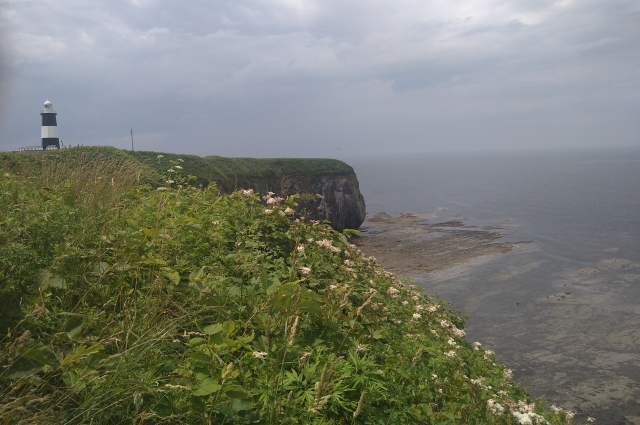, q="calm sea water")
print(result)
[348,147,640,261]
[346,147,640,423]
